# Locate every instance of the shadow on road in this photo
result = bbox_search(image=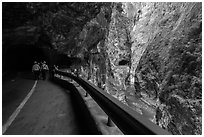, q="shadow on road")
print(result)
[2,71,18,83]
[18,72,36,80]
[2,89,21,106]
[51,78,102,135]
